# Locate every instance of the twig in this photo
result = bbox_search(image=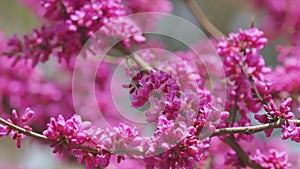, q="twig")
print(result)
[212,119,300,137]
[183,0,225,39]
[230,77,241,126]
[250,16,255,28]
[113,43,153,72]
[0,117,49,142]
[224,135,263,169]
[131,53,152,72]
[240,53,266,104]
[103,55,122,65]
